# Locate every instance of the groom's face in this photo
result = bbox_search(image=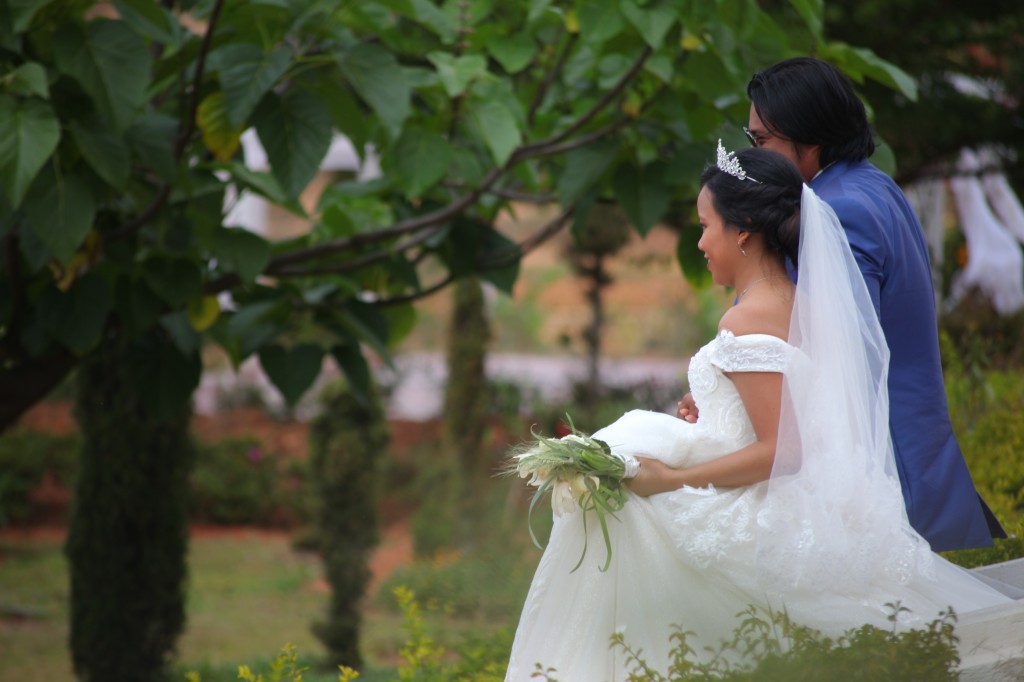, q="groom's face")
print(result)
[746,104,820,181]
